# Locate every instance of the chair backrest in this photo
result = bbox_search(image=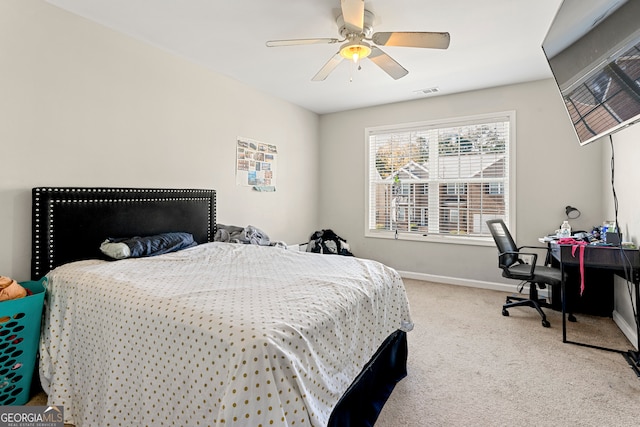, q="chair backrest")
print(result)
[486,219,519,267]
